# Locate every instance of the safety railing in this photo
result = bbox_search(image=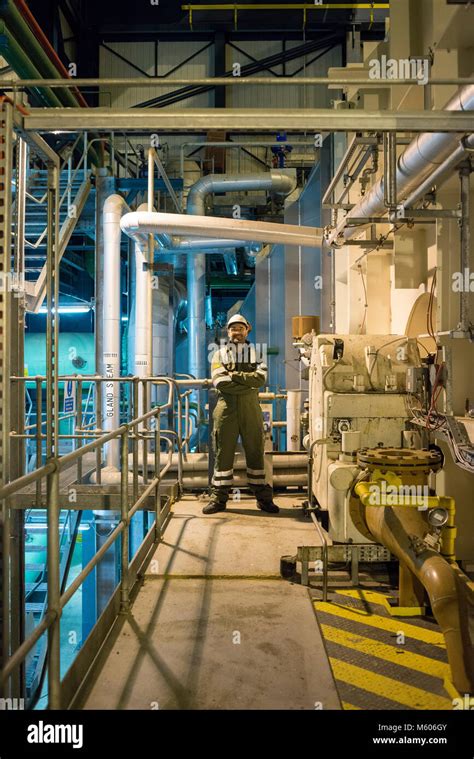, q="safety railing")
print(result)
[11,374,197,489]
[0,375,189,709]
